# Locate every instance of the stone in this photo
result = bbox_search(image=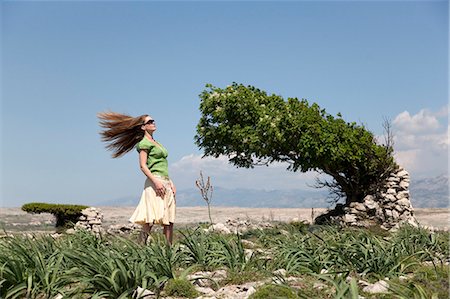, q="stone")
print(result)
[385,210,393,218]
[365,201,379,211]
[195,286,216,296]
[399,181,409,189]
[396,191,409,200]
[349,202,366,212]
[392,210,399,219]
[386,188,396,195]
[362,280,389,294]
[74,222,89,229]
[394,204,405,212]
[246,286,257,297]
[396,170,409,178]
[363,195,374,201]
[385,194,397,202]
[388,176,401,182]
[397,198,410,207]
[344,214,357,223]
[376,208,385,219]
[91,226,102,233]
[213,282,264,299]
[399,211,411,220]
[214,269,227,280]
[50,233,62,239]
[81,210,98,218]
[208,223,231,234]
[189,270,227,288]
